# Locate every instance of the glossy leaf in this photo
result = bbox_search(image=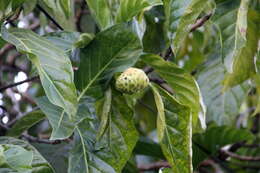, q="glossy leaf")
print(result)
[193,125,254,168]
[75,23,142,100]
[85,0,113,30]
[151,84,192,173]
[68,94,139,173]
[163,0,208,54]
[36,96,88,140]
[134,138,164,158]
[196,58,250,125]
[115,0,162,23]
[0,137,54,172]
[39,0,74,30]
[142,54,205,129]
[223,8,260,89]
[7,110,45,137]
[1,27,78,117]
